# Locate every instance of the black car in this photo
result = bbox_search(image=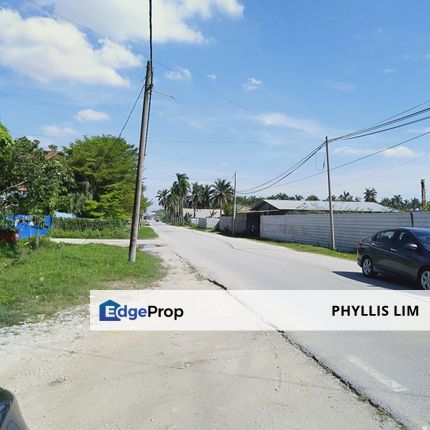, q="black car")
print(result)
[0,388,28,430]
[357,227,430,289]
